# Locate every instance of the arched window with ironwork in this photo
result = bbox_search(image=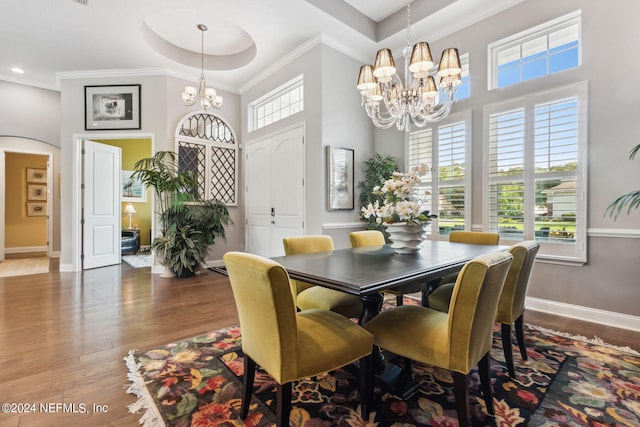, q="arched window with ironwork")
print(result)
[175,112,238,206]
